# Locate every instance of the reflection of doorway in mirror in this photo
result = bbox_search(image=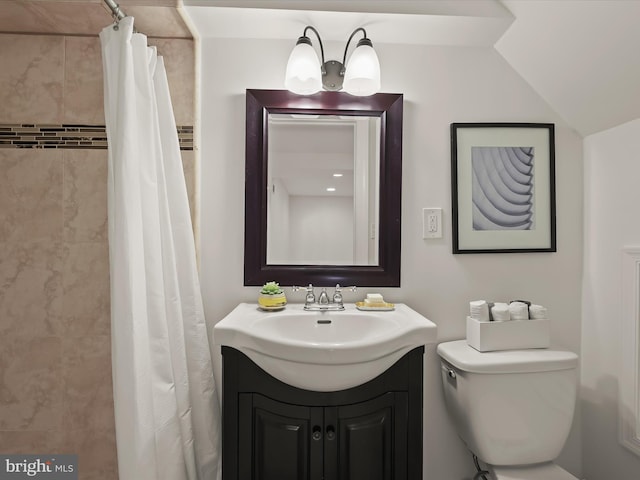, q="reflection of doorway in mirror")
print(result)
[266,178,290,264]
[266,114,380,266]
